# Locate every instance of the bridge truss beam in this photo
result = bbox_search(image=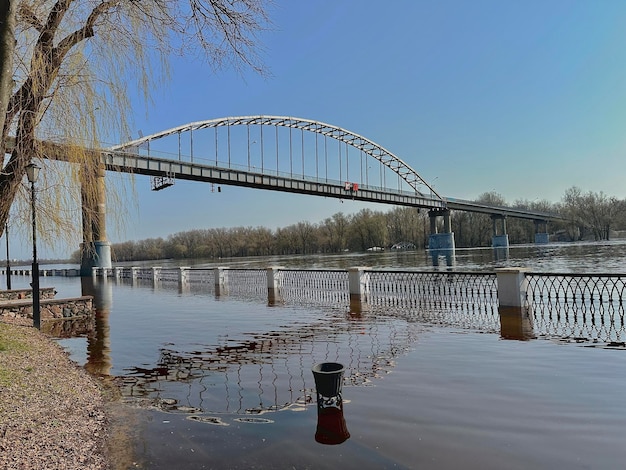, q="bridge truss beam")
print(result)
[111,115,443,201]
